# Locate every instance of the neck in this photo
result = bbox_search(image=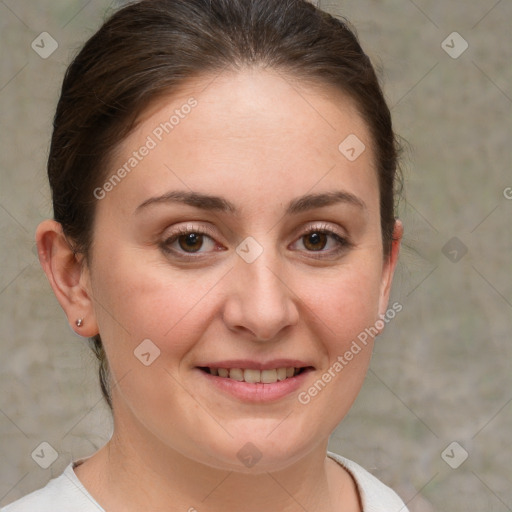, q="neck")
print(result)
[74,408,359,512]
